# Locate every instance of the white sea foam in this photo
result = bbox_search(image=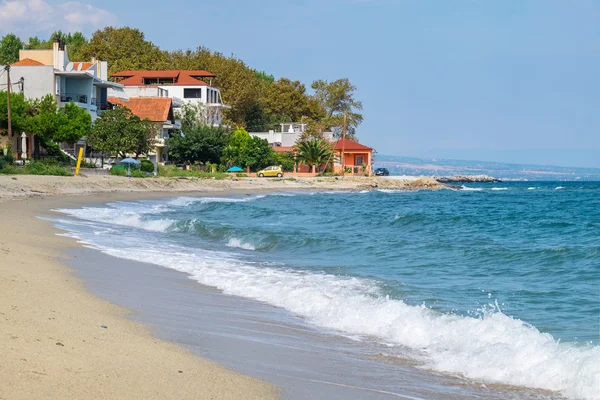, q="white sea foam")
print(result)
[54,206,174,232]
[226,238,257,251]
[460,186,483,191]
[53,205,600,400]
[528,187,537,190]
[555,186,566,190]
[491,187,509,191]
